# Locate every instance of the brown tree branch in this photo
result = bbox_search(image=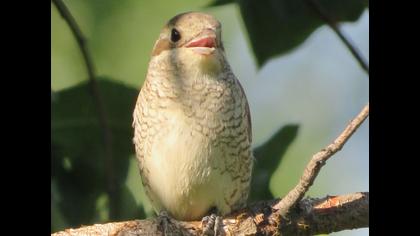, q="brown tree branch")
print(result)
[272,104,369,219]
[51,192,368,236]
[305,0,370,75]
[51,0,118,218]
